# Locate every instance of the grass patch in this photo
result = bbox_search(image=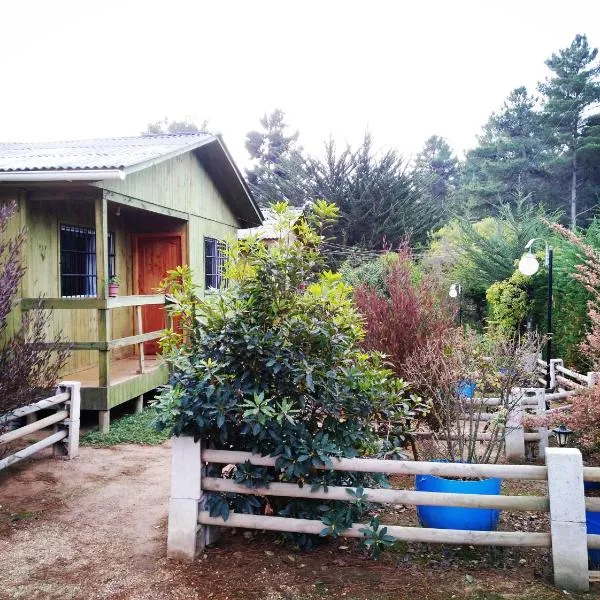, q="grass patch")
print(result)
[80,408,169,447]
